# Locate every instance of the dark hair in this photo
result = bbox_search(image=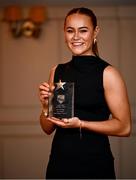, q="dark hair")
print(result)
[64,7,99,56]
